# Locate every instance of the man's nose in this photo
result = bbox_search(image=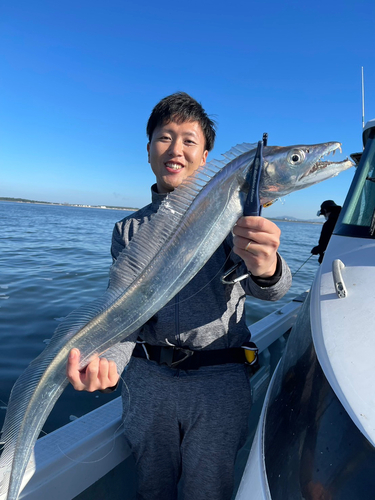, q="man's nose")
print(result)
[168,138,183,156]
